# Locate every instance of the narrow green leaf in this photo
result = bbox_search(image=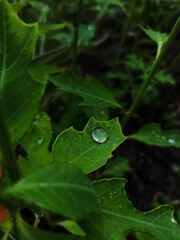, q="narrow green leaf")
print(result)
[93,0,125,9]
[0,0,46,145]
[129,123,180,147]
[5,164,100,219]
[49,70,122,109]
[81,179,180,240]
[16,213,80,240]
[19,110,53,176]
[58,220,86,237]
[53,117,126,174]
[38,22,72,35]
[29,1,46,11]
